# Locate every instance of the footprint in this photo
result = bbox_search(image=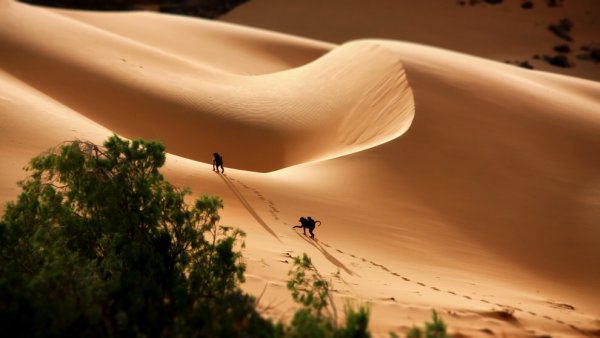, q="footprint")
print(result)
[431,287,440,291]
[417,282,426,287]
[481,299,490,304]
[448,291,456,295]
[480,328,494,335]
[528,311,537,316]
[464,295,472,300]
[547,301,576,310]
[543,315,553,320]
[391,272,400,276]
[402,277,410,282]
